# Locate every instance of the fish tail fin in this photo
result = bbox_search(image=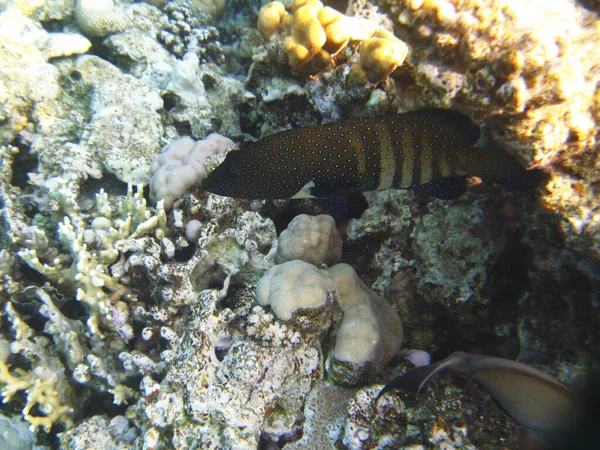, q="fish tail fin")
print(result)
[498,166,547,192]
[471,148,547,192]
[376,357,461,401]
